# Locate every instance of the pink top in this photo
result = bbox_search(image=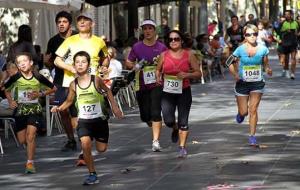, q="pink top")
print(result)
[163,49,190,89]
